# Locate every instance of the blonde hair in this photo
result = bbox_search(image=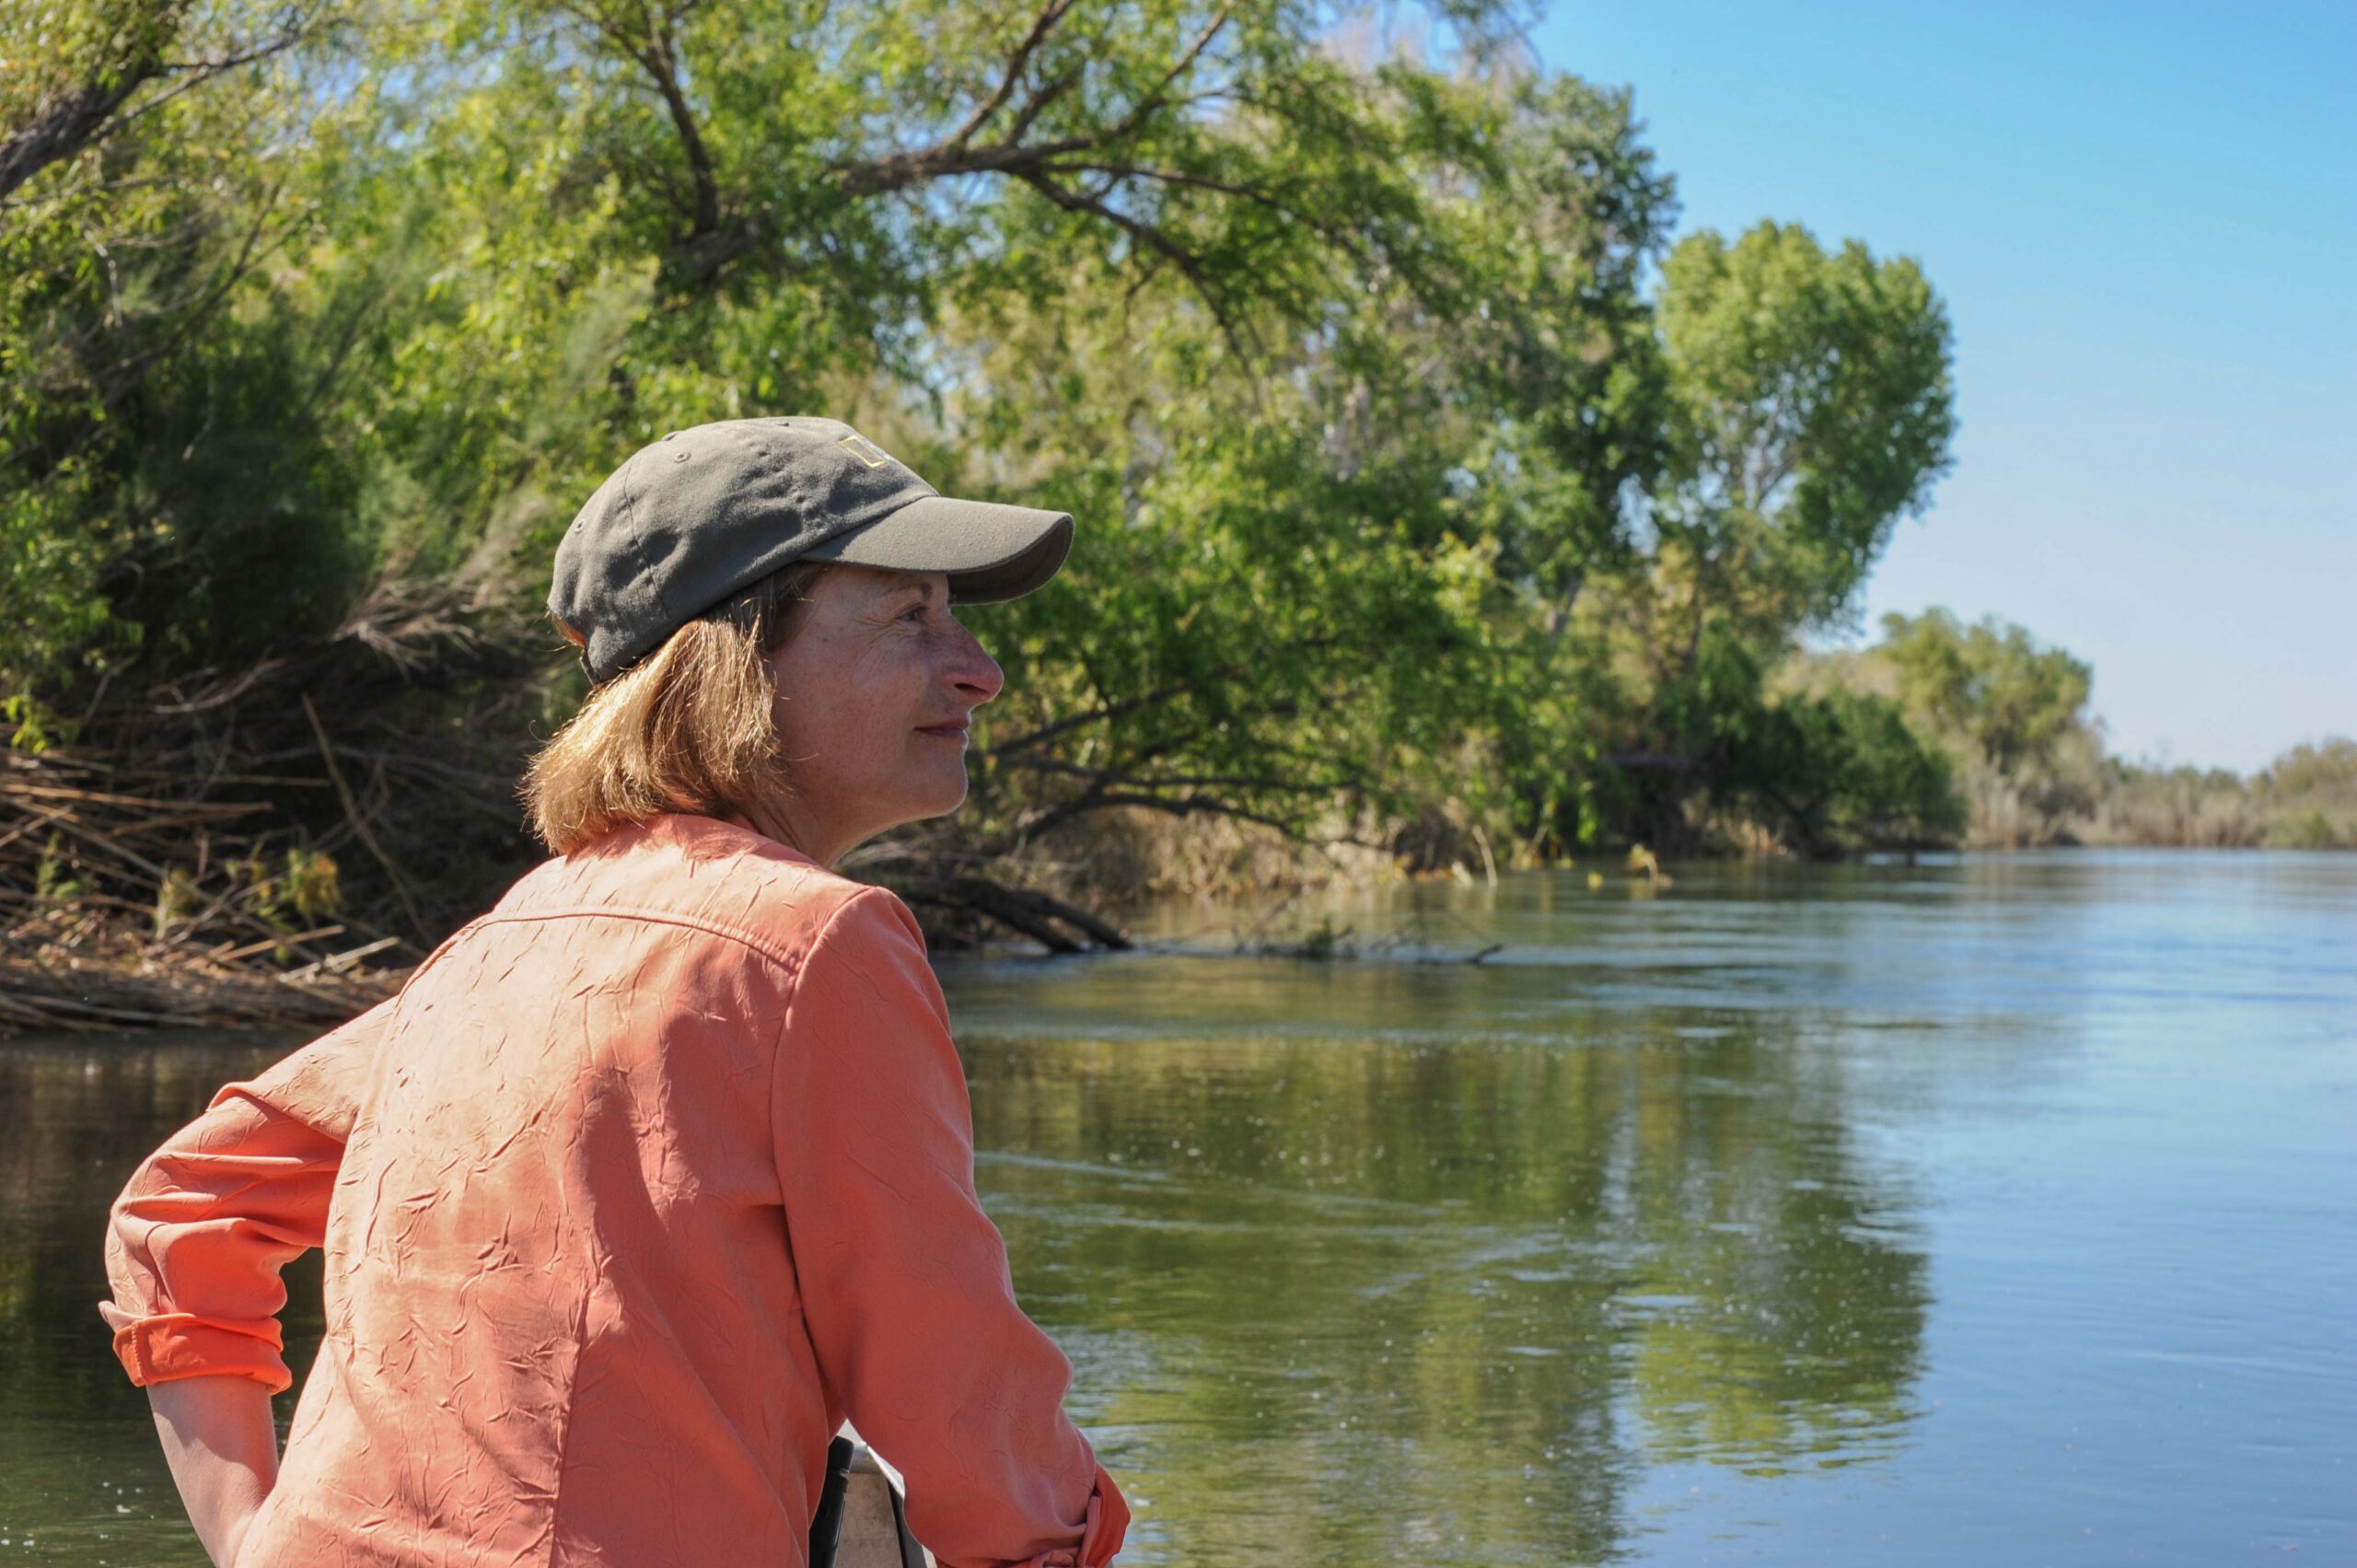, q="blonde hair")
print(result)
[523,561,831,855]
